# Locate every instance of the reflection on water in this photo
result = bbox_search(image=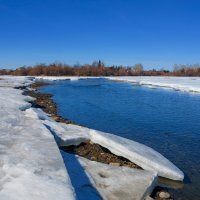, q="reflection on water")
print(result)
[40,78,200,200]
